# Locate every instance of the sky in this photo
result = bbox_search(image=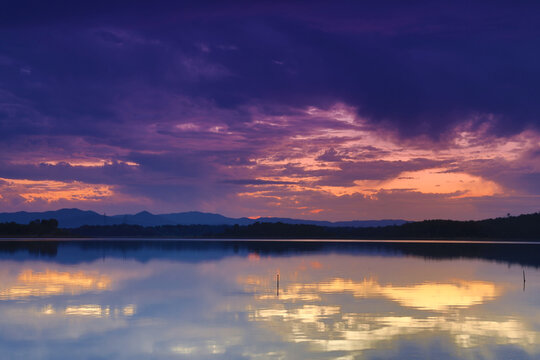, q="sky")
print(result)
[0,0,539,220]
